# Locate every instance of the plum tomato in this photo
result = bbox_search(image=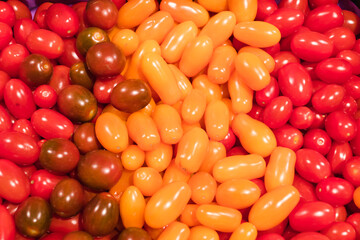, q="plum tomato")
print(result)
[262,96,293,129]
[278,0,308,14]
[0,1,16,27]
[325,27,356,55]
[311,84,346,114]
[343,157,360,186]
[48,65,71,94]
[85,0,118,30]
[315,58,353,84]
[289,106,314,130]
[304,4,344,33]
[321,222,356,240]
[117,227,151,240]
[346,213,360,239]
[0,22,13,51]
[290,232,331,240]
[7,0,31,20]
[13,19,39,46]
[315,177,354,207]
[327,142,352,175]
[0,105,12,133]
[0,43,29,78]
[273,124,303,151]
[26,29,64,59]
[49,214,81,233]
[271,51,300,77]
[293,174,318,203]
[324,111,357,142]
[303,129,332,156]
[93,74,124,104]
[19,54,53,88]
[256,0,278,21]
[255,76,280,107]
[0,204,15,240]
[69,61,95,90]
[337,50,360,75]
[58,38,84,68]
[29,169,65,201]
[265,8,304,37]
